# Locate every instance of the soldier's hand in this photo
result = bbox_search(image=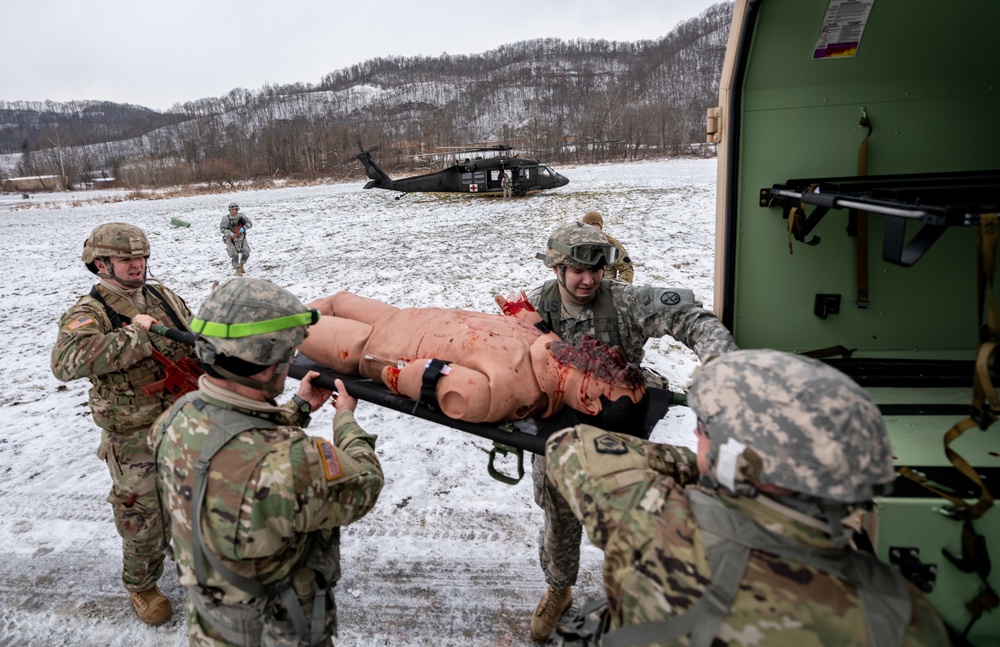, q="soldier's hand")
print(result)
[133,314,157,331]
[332,378,357,414]
[297,370,334,411]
